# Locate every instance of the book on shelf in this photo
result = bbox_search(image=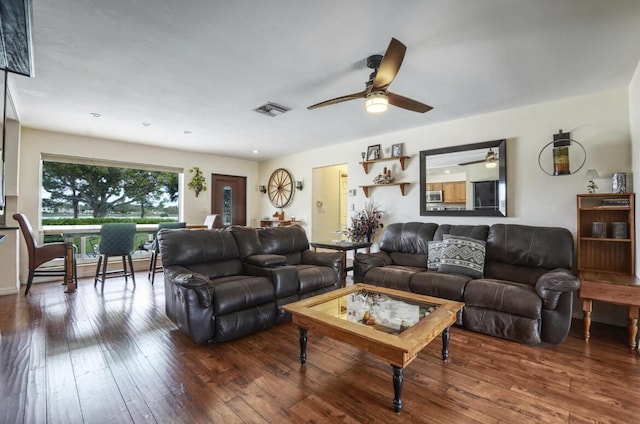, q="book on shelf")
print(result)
[600,198,630,206]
